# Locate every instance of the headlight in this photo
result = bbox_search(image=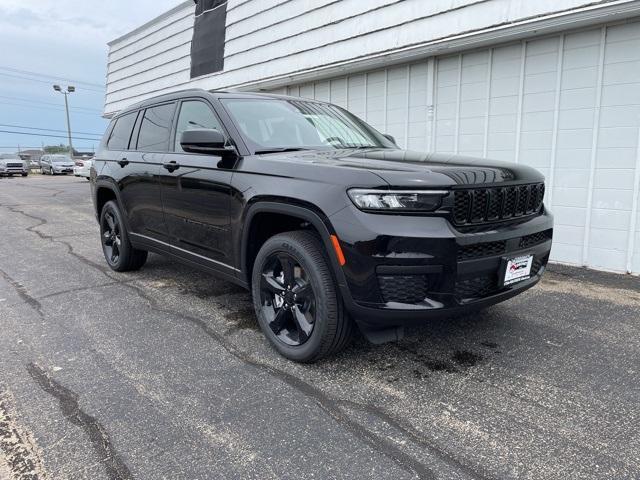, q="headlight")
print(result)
[347,189,447,212]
